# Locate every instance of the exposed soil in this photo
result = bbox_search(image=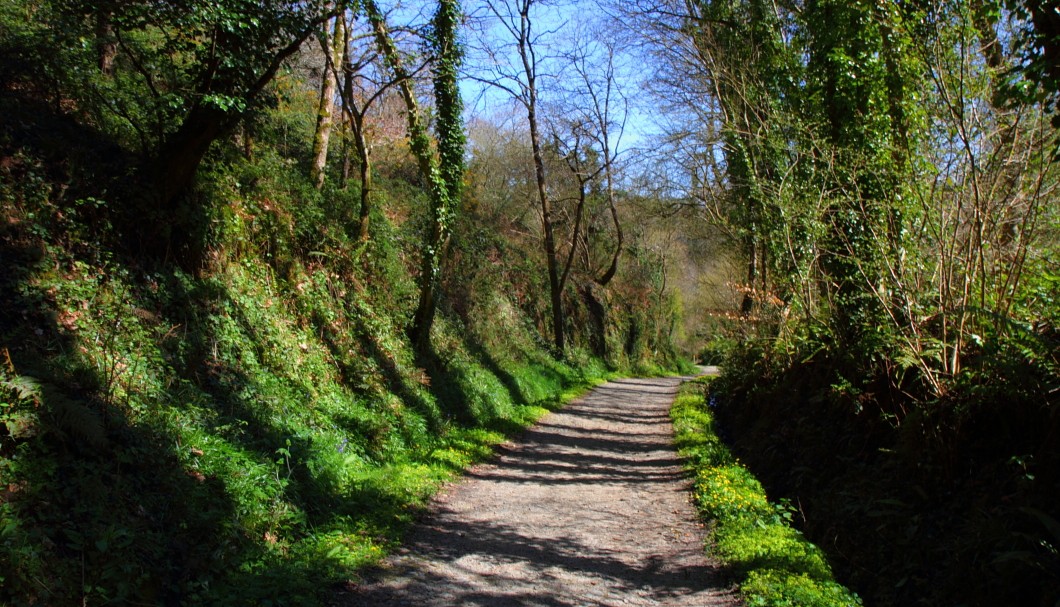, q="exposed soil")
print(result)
[336,375,738,607]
